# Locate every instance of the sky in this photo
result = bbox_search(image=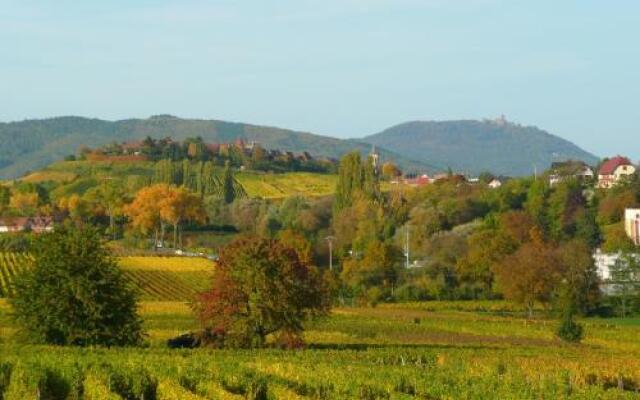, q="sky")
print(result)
[1,0,639,157]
